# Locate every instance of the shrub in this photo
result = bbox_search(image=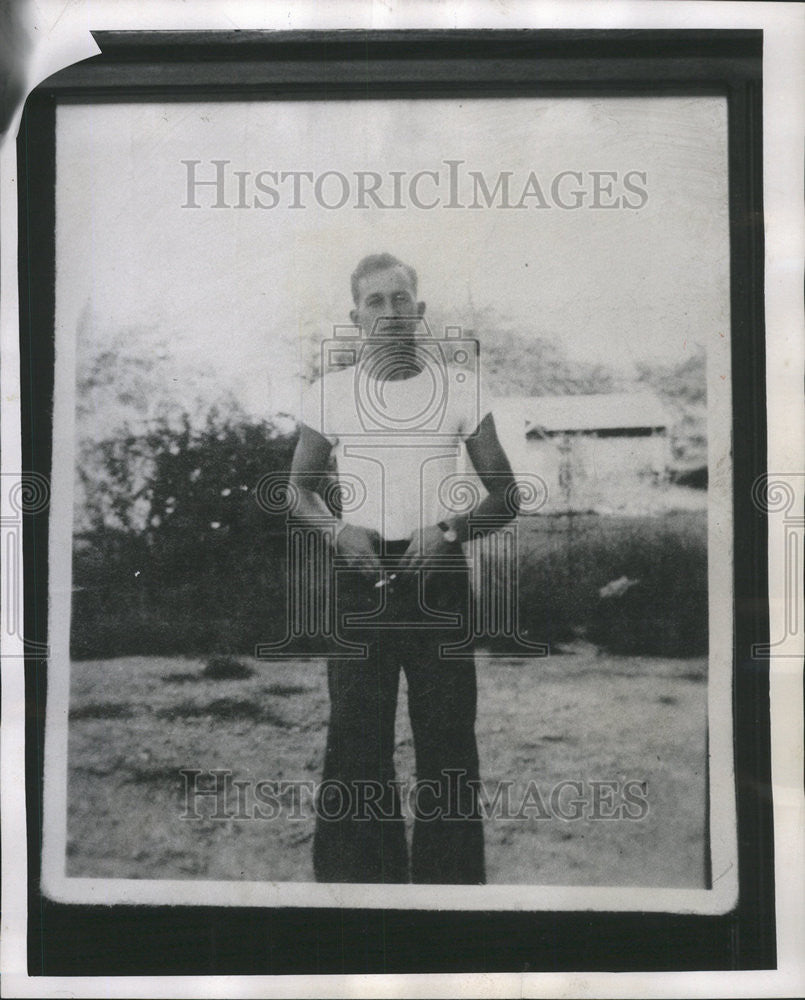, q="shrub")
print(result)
[480,510,707,657]
[71,409,296,660]
[583,512,707,656]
